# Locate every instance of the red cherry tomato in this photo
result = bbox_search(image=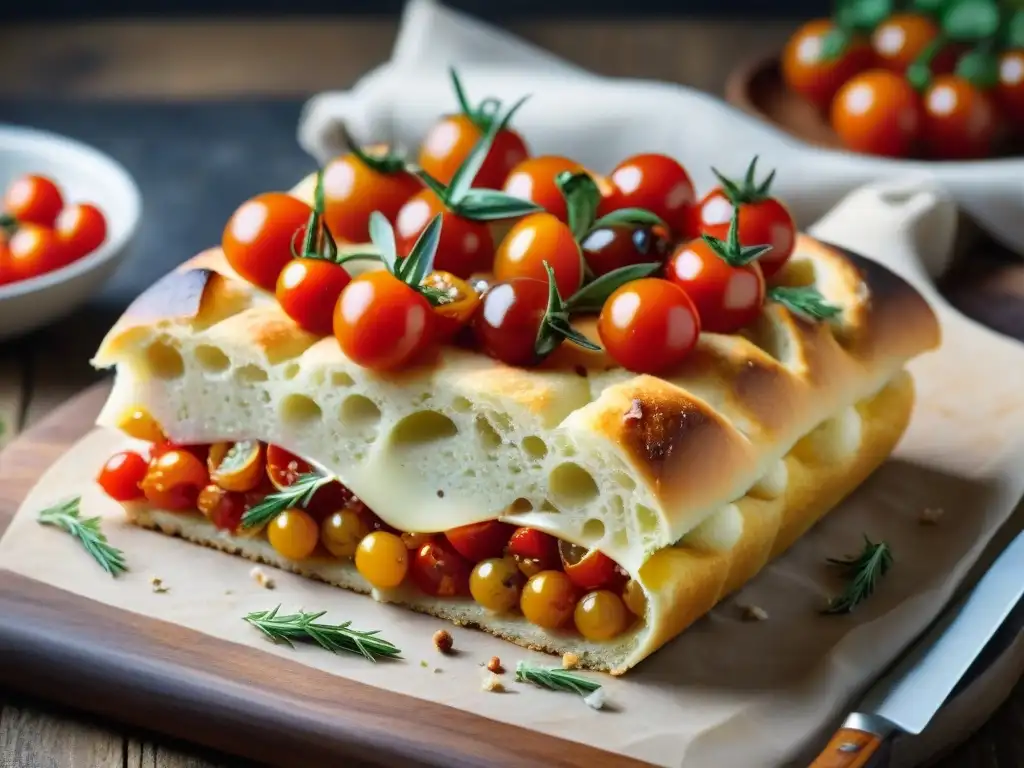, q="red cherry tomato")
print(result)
[581,224,672,277]
[697,190,796,278]
[601,153,698,240]
[54,203,107,262]
[507,527,562,576]
[197,484,247,531]
[140,449,210,510]
[781,19,875,110]
[7,223,68,280]
[302,481,355,521]
[598,278,700,374]
[322,149,421,242]
[921,75,998,160]
[334,271,435,371]
[830,70,922,158]
[666,239,766,333]
[3,174,63,227]
[871,13,956,75]
[558,540,625,592]
[410,538,473,597]
[501,155,584,222]
[996,50,1024,129]
[418,113,529,190]
[276,258,352,335]
[0,238,12,286]
[97,451,148,502]
[445,520,516,563]
[473,277,551,367]
[266,444,312,490]
[421,270,481,341]
[222,192,312,291]
[493,212,583,297]
[395,190,493,279]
